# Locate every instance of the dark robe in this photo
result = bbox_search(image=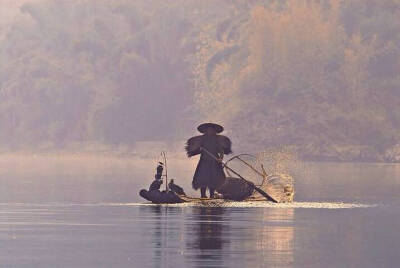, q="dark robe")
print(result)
[186,134,232,190]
